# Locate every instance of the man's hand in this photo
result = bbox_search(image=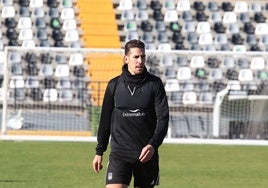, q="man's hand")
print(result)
[139,144,155,163]
[92,155,103,173]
